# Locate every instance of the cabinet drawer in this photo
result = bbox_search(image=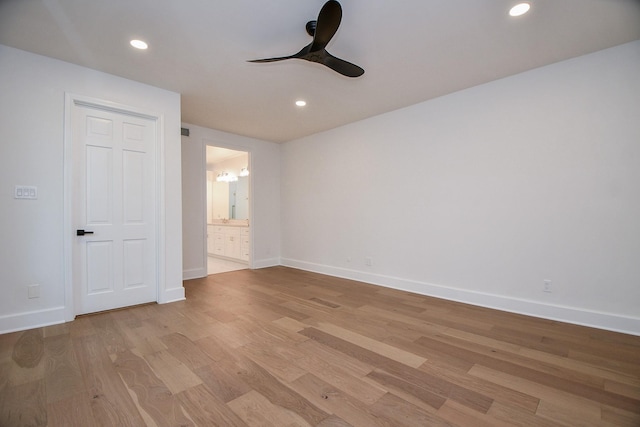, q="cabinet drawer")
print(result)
[226,228,241,239]
[241,227,250,236]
